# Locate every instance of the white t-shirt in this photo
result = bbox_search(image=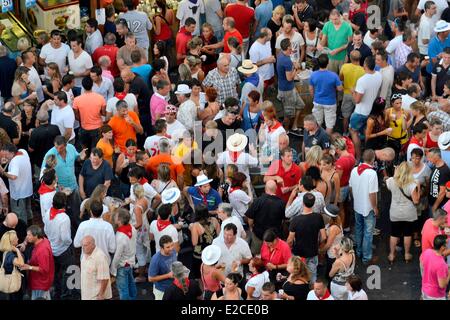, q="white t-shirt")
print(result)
[85,29,104,55]
[354,72,383,116]
[51,105,76,141]
[165,119,187,138]
[144,135,164,157]
[275,32,305,62]
[401,94,417,111]
[363,32,377,48]
[418,15,435,55]
[40,43,70,77]
[40,190,55,223]
[177,0,205,36]
[220,216,245,238]
[307,290,335,300]
[385,35,403,67]
[216,151,258,181]
[106,94,138,115]
[23,64,44,103]
[212,237,252,276]
[68,50,94,87]
[249,41,275,81]
[228,189,252,223]
[244,271,270,299]
[149,221,179,251]
[379,65,394,100]
[418,0,448,26]
[7,150,33,200]
[0,179,8,212]
[349,166,379,217]
[348,289,368,300]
